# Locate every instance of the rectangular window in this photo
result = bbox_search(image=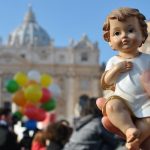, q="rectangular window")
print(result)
[81,52,88,61]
